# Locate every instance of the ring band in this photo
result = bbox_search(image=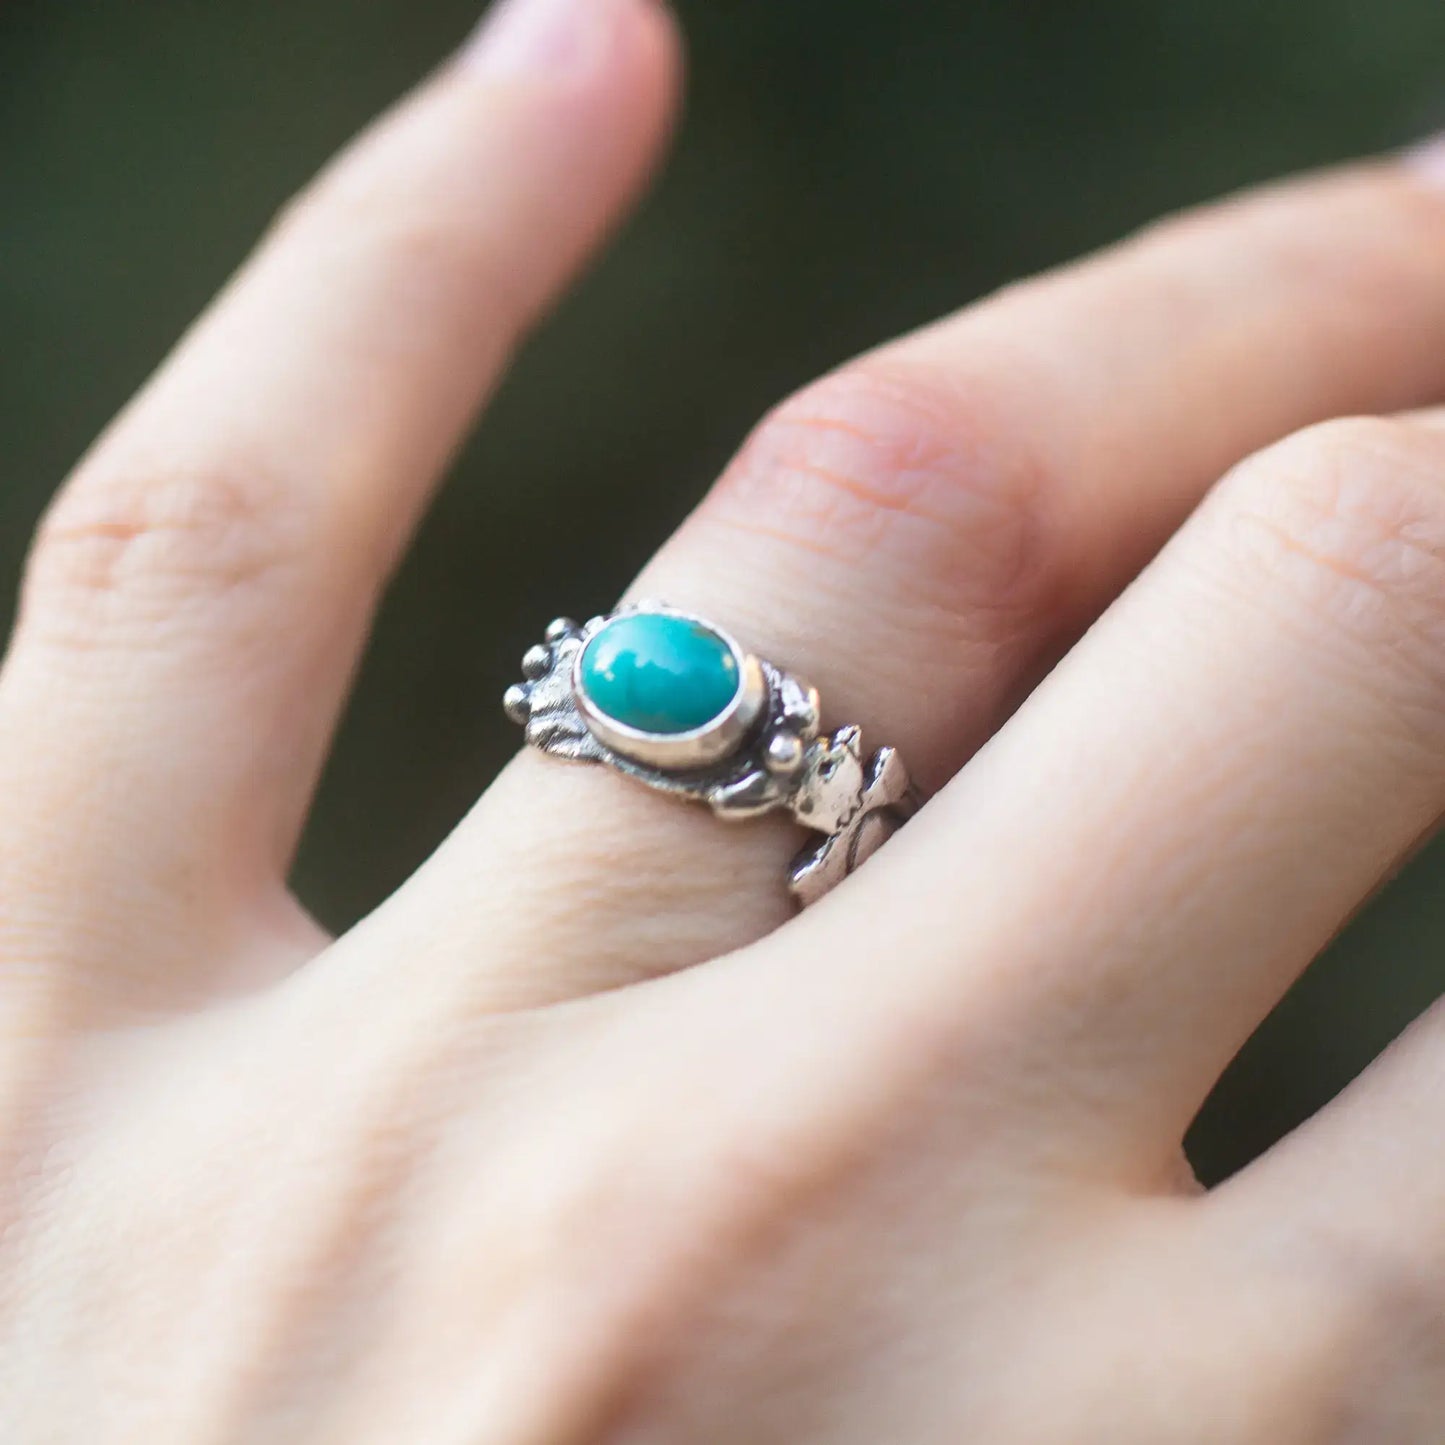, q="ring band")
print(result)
[503,606,919,906]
